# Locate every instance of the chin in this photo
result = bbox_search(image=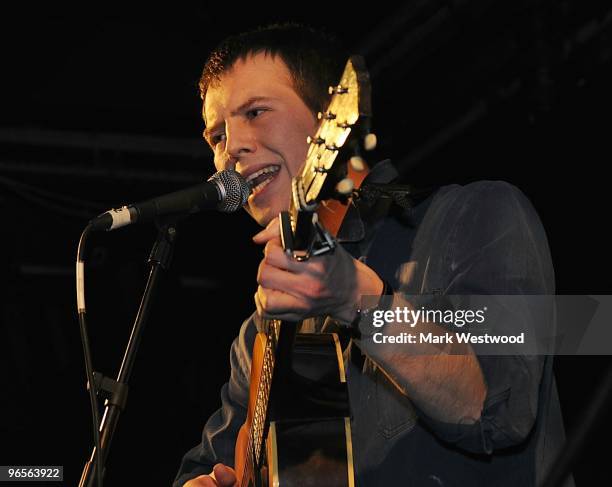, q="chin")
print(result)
[248,198,289,227]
